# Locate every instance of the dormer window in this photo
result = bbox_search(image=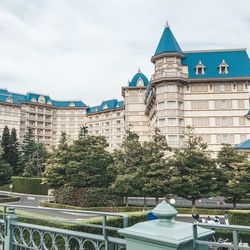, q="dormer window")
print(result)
[69,102,75,107]
[31,97,37,103]
[38,96,45,104]
[195,60,205,75]
[137,77,144,87]
[218,59,229,74]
